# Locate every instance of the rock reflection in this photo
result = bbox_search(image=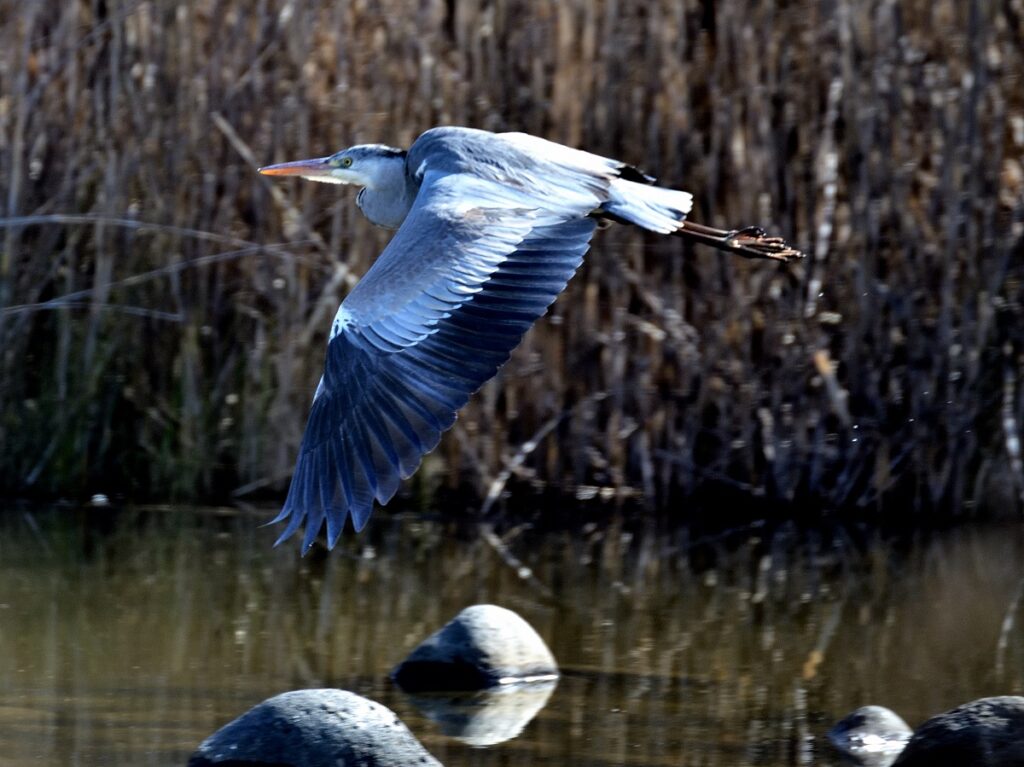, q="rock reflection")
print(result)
[402,681,557,746]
